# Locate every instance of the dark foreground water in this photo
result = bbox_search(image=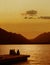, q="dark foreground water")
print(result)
[0,44,50,65]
